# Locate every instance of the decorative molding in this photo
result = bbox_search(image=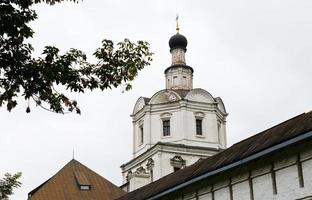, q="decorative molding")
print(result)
[185,88,215,103]
[170,155,186,168]
[215,97,227,114]
[160,112,172,120]
[138,120,144,126]
[146,158,155,171]
[126,170,132,181]
[150,90,181,104]
[133,166,150,178]
[133,97,147,114]
[194,111,205,119]
[121,142,220,172]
